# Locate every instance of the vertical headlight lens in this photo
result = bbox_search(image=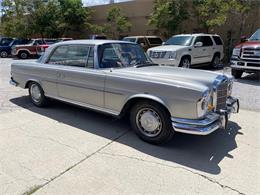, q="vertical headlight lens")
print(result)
[197,90,211,118]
